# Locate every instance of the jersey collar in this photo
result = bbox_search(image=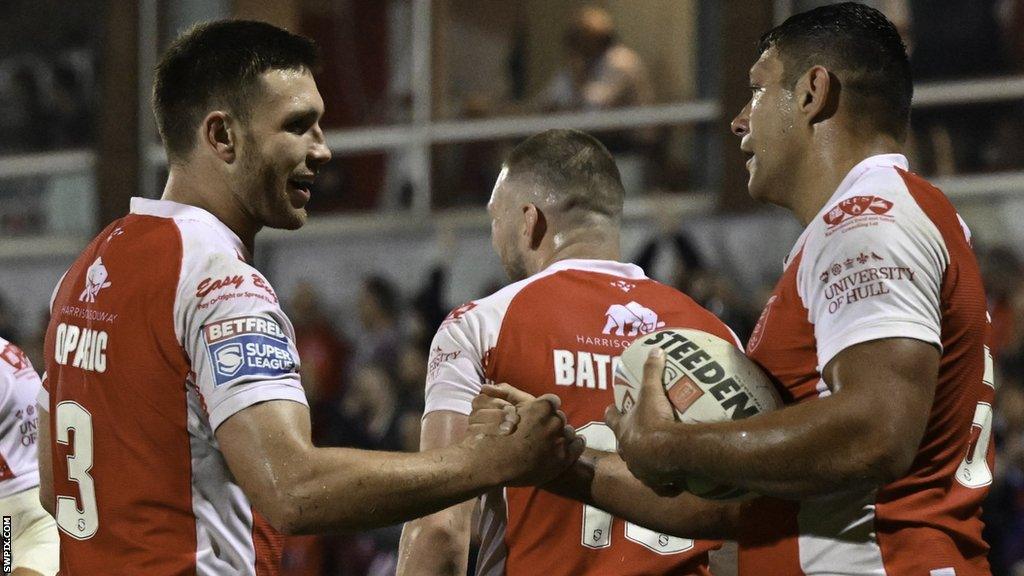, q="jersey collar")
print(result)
[129,197,250,262]
[783,154,909,269]
[825,153,909,214]
[543,258,648,279]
